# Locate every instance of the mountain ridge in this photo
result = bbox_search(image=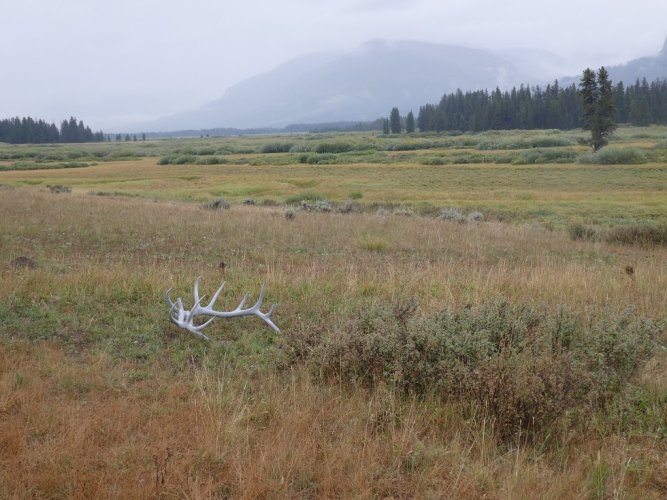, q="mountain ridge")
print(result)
[142,38,667,132]
[147,40,543,131]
